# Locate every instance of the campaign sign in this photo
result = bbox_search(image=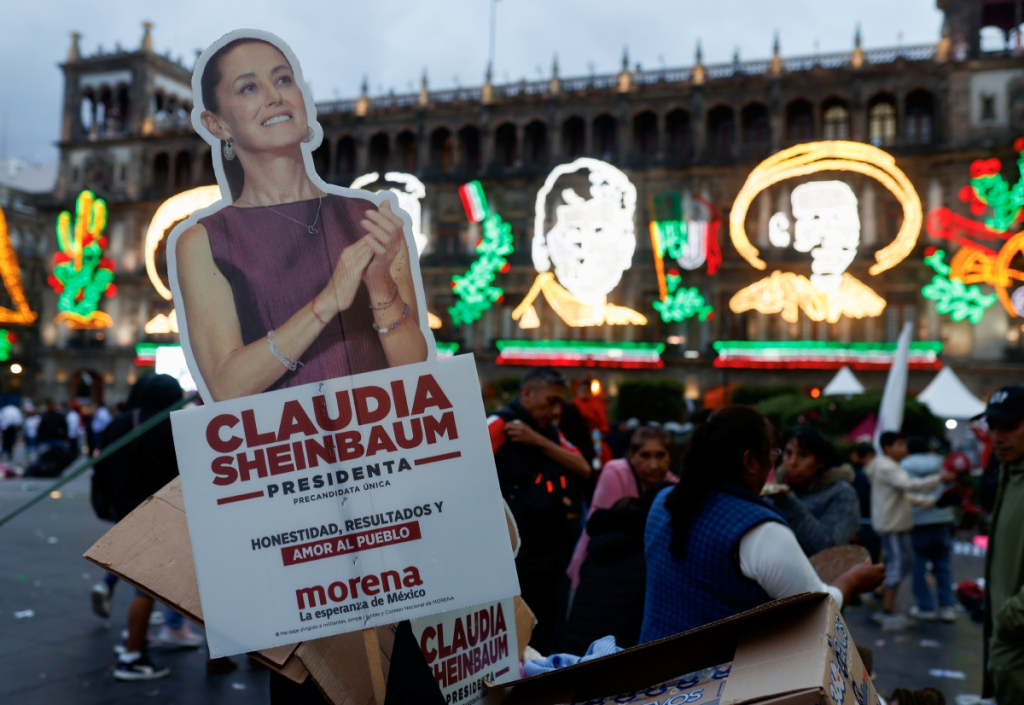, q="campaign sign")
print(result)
[171,354,520,657]
[410,598,519,705]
